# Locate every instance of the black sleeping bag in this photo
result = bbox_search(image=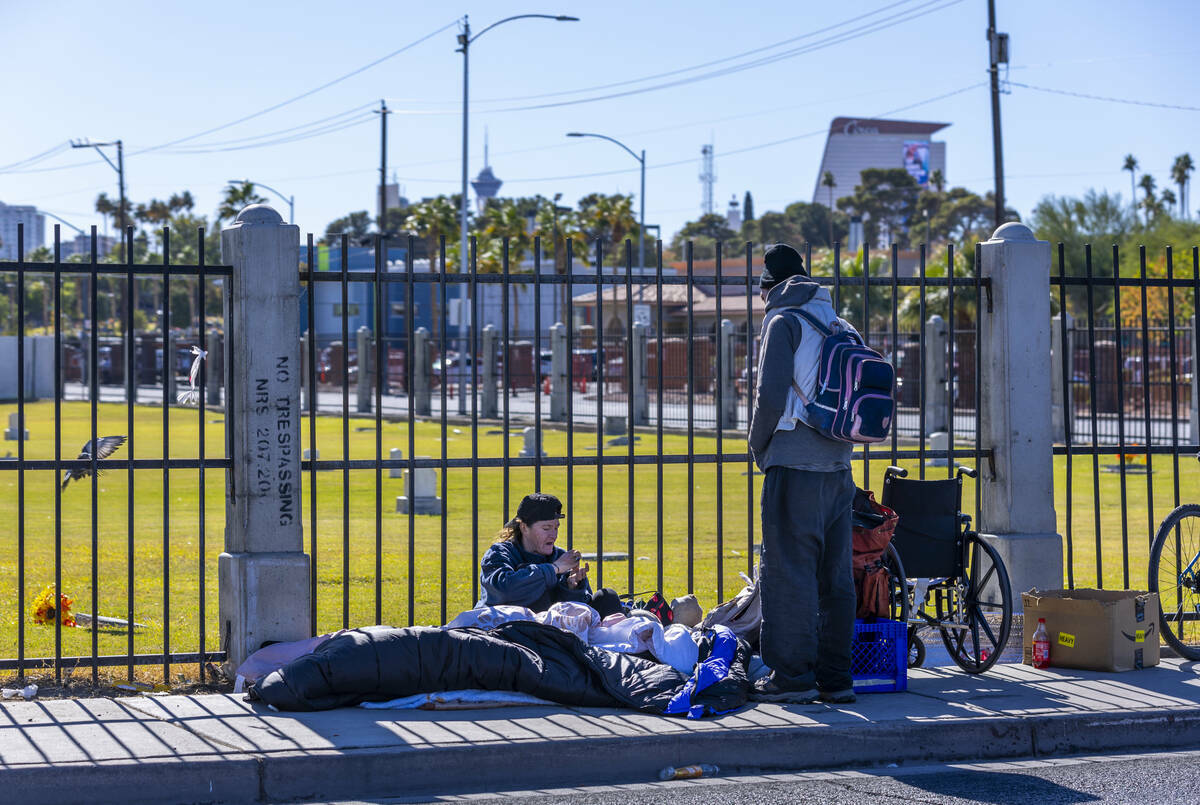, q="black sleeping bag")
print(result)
[249,620,750,716]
